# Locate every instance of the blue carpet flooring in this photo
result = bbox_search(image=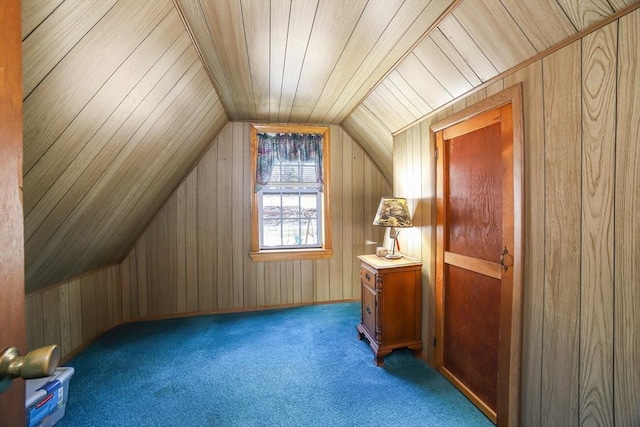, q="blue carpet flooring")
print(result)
[59,302,493,426]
